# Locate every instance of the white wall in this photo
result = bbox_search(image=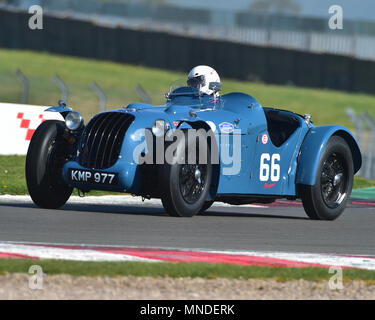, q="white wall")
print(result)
[0,103,64,155]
